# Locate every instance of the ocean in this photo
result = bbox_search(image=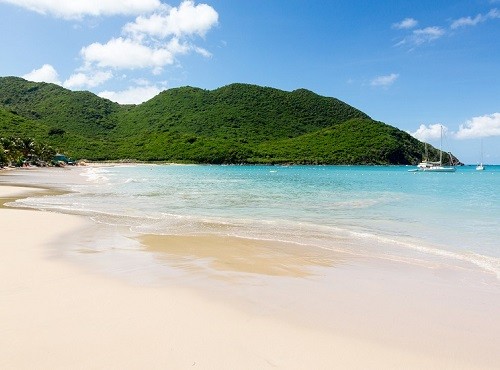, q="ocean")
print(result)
[9,164,500,280]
